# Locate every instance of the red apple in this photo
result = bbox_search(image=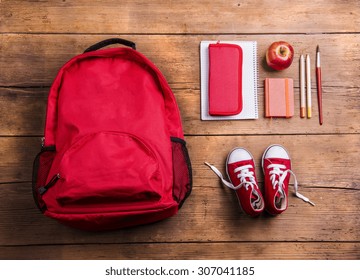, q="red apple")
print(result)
[266,41,294,70]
